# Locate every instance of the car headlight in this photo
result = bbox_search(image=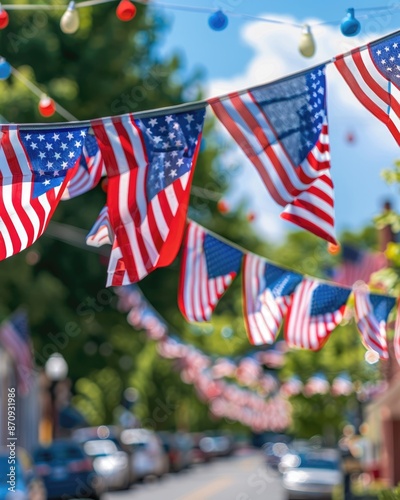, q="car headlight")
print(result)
[284,471,308,484]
